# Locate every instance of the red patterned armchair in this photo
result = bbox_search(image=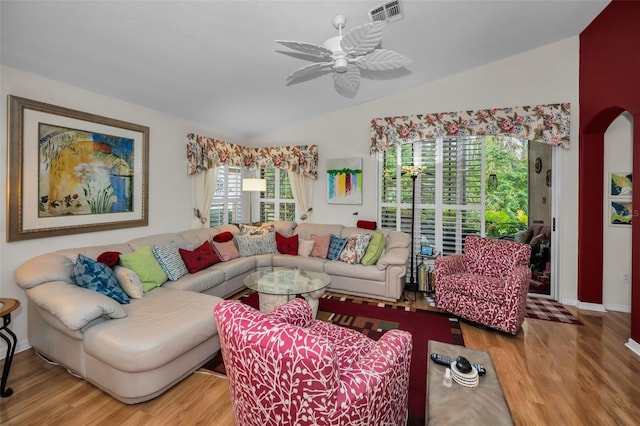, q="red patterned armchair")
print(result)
[213,298,413,426]
[434,236,532,335]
